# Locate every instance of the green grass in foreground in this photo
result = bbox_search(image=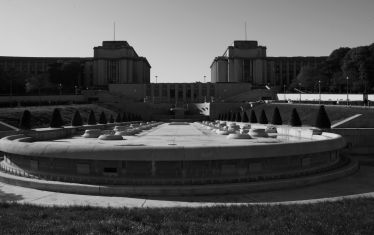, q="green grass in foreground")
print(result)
[1,198,374,234]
